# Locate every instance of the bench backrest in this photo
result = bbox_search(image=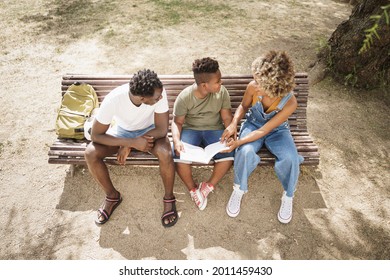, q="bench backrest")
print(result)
[61,73,309,133]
